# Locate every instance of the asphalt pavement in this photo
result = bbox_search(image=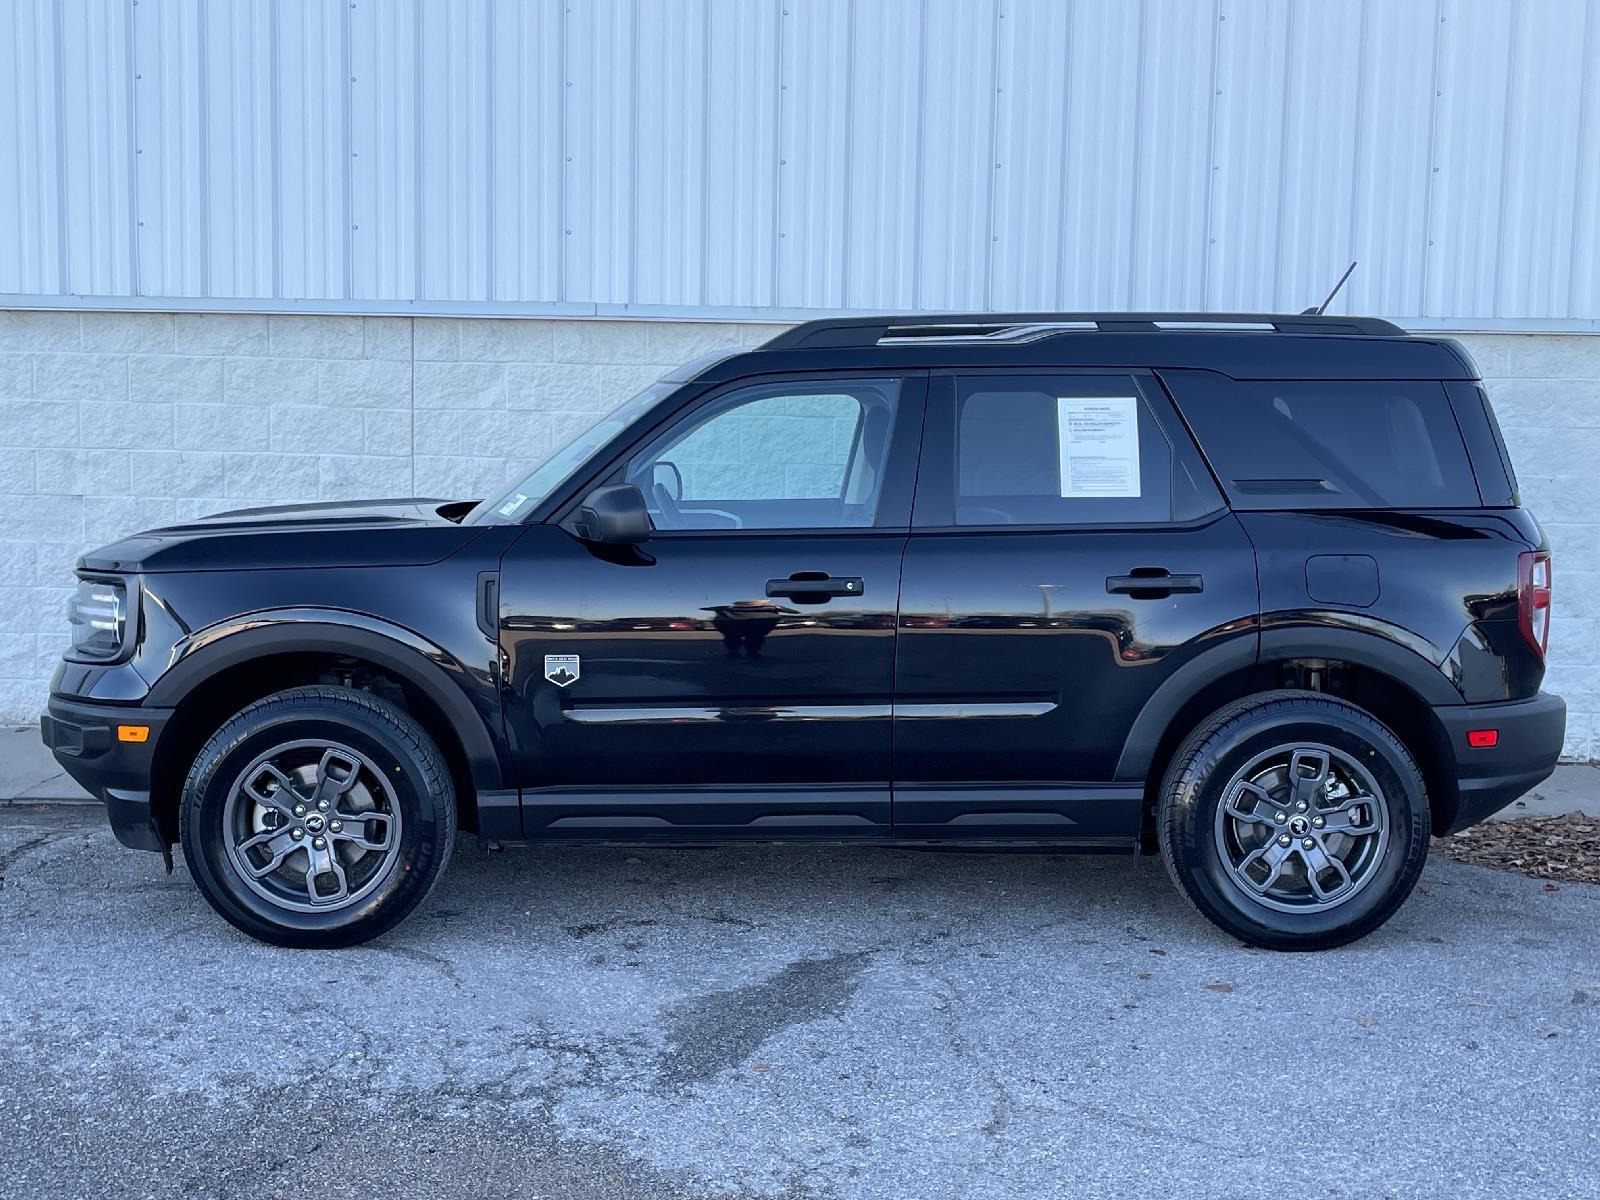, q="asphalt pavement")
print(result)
[1,804,1597,1200]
